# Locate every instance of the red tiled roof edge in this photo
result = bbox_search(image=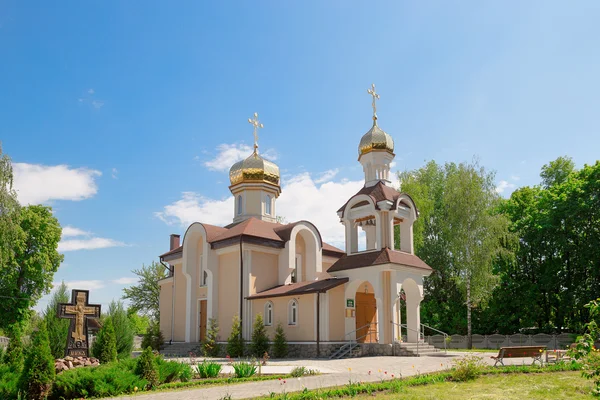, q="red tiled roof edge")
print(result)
[246,277,349,300]
[327,248,432,272]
